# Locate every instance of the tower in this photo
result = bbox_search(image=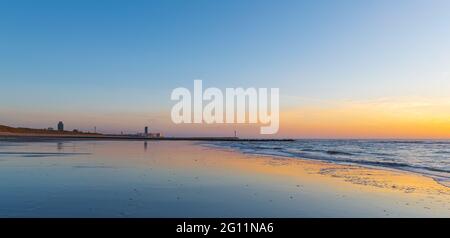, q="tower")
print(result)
[57,121,64,132]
